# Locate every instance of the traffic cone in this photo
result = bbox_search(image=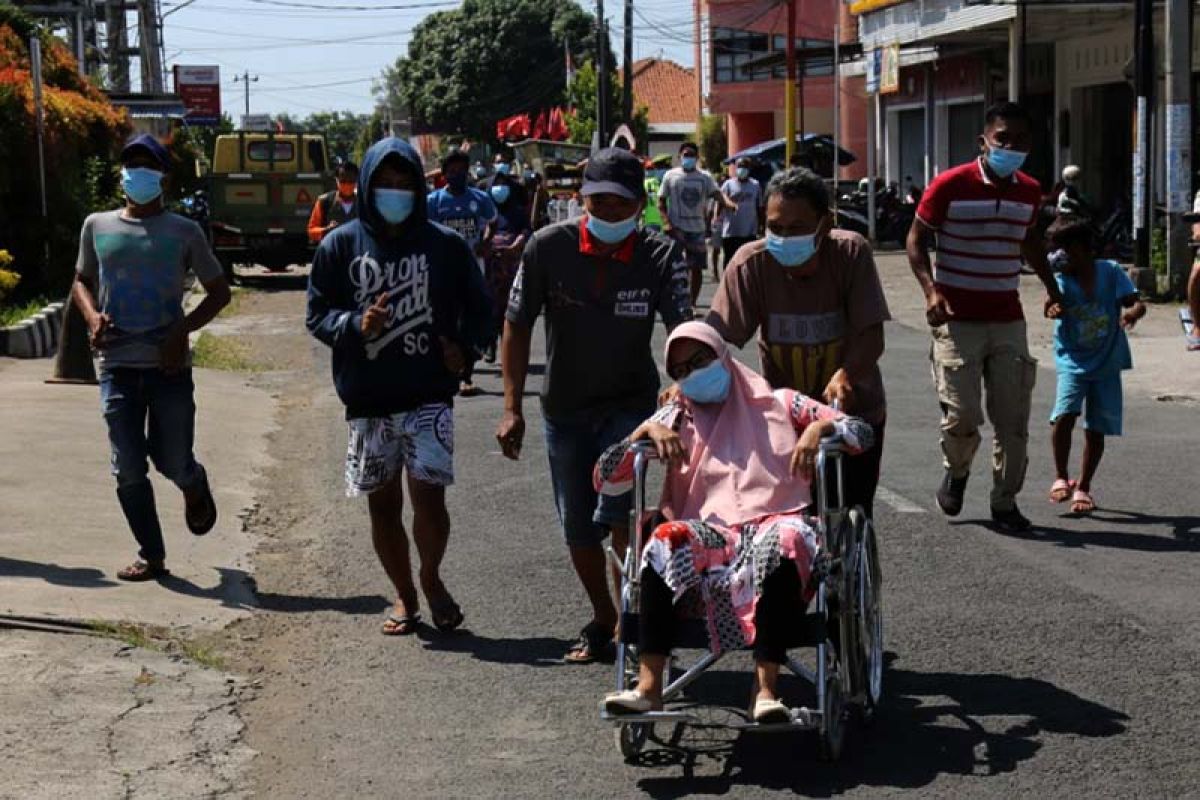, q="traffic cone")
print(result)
[45,296,97,385]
